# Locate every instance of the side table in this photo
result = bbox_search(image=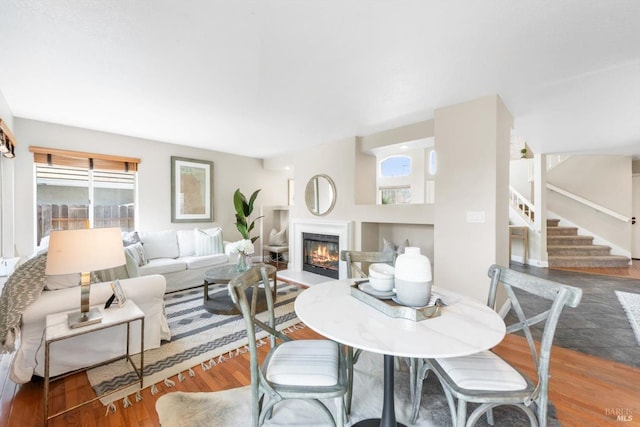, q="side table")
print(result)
[44,300,145,425]
[203,263,277,315]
